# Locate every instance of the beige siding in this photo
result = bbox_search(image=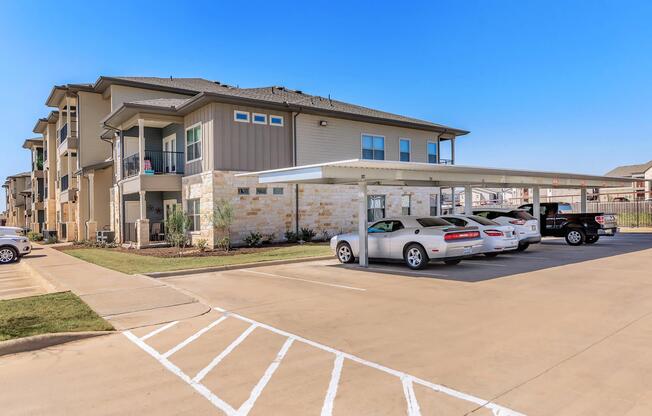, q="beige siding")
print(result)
[78,91,111,168]
[108,85,190,112]
[296,113,453,165]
